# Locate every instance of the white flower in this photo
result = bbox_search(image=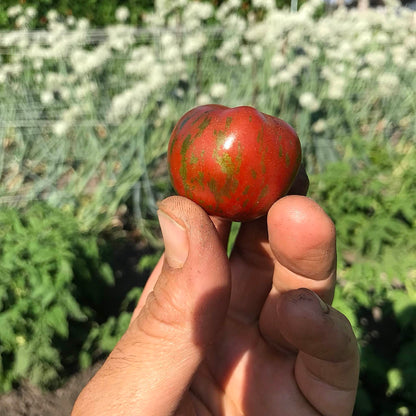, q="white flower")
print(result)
[327,76,346,100]
[252,0,275,10]
[164,59,186,76]
[197,94,212,106]
[240,50,253,67]
[268,75,279,88]
[163,43,182,63]
[224,14,246,34]
[244,22,269,44]
[62,105,83,122]
[404,36,416,53]
[215,37,240,62]
[300,0,324,17]
[0,70,7,85]
[75,82,97,99]
[299,92,321,112]
[326,47,347,63]
[32,58,43,70]
[228,0,242,8]
[377,72,400,97]
[352,32,372,51]
[216,0,241,20]
[159,103,172,119]
[183,2,214,23]
[291,56,311,74]
[60,87,71,101]
[365,51,386,68]
[77,17,90,30]
[66,15,76,27]
[210,83,228,99]
[53,120,70,136]
[306,44,320,59]
[115,6,130,22]
[40,90,54,105]
[15,15,28,28]
[47,9,59,22]
[407,58,416,72]
[312,119,327,133]
[161,32,177,48]
[25,6,37,18]
[107,82,149,123]
[391,45,407,68]
[45,72,65,89]
[70,45,111,74]
[127,46,156,75]
[252,44,263,60]
[106,24,136,51]
[174,87,185,98]
[358,68,372,80]
[1,63,23,77]
[268,69,296,88]
[147,65,166,90]
[7,5,23,18]
[182,32,207,56]
[375,32,389,45]
[0,32,20,47]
